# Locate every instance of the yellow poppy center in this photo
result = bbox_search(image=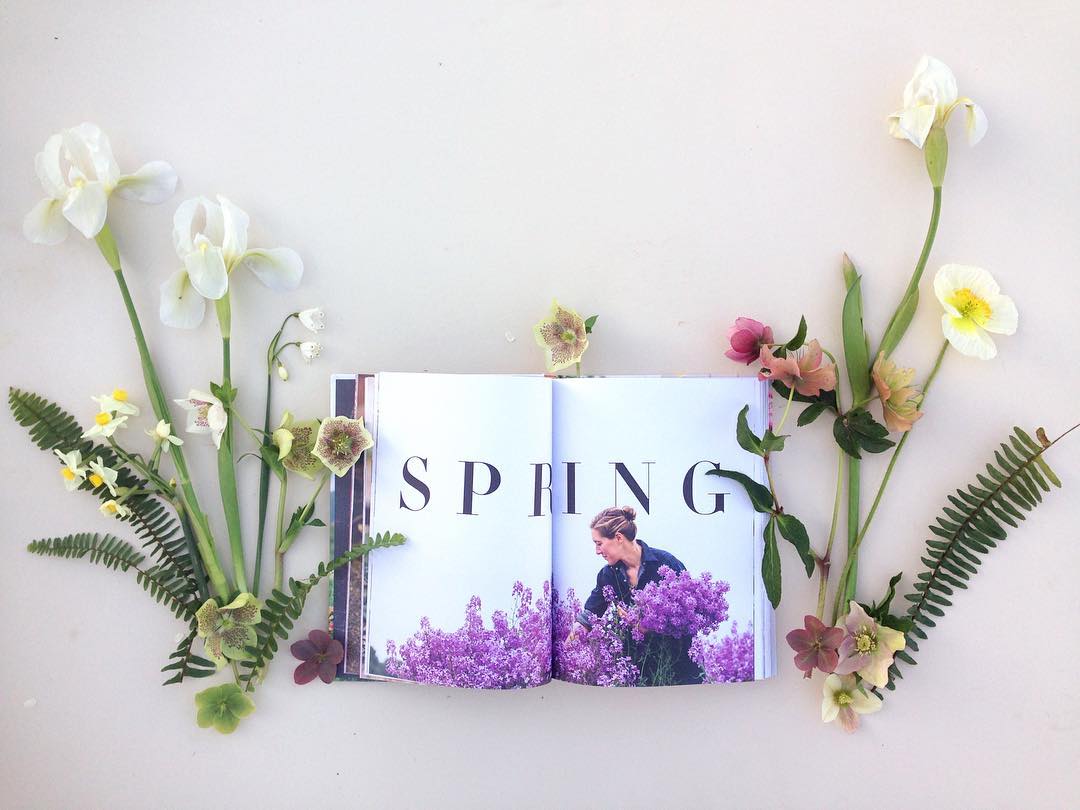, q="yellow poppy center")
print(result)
[61,468,76,481]
[836,693,853,706]
[89,473,104,488]
[112,388,128,402]
[949,288,992,324]
[95,412,111,426]
[855,631,876,654]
